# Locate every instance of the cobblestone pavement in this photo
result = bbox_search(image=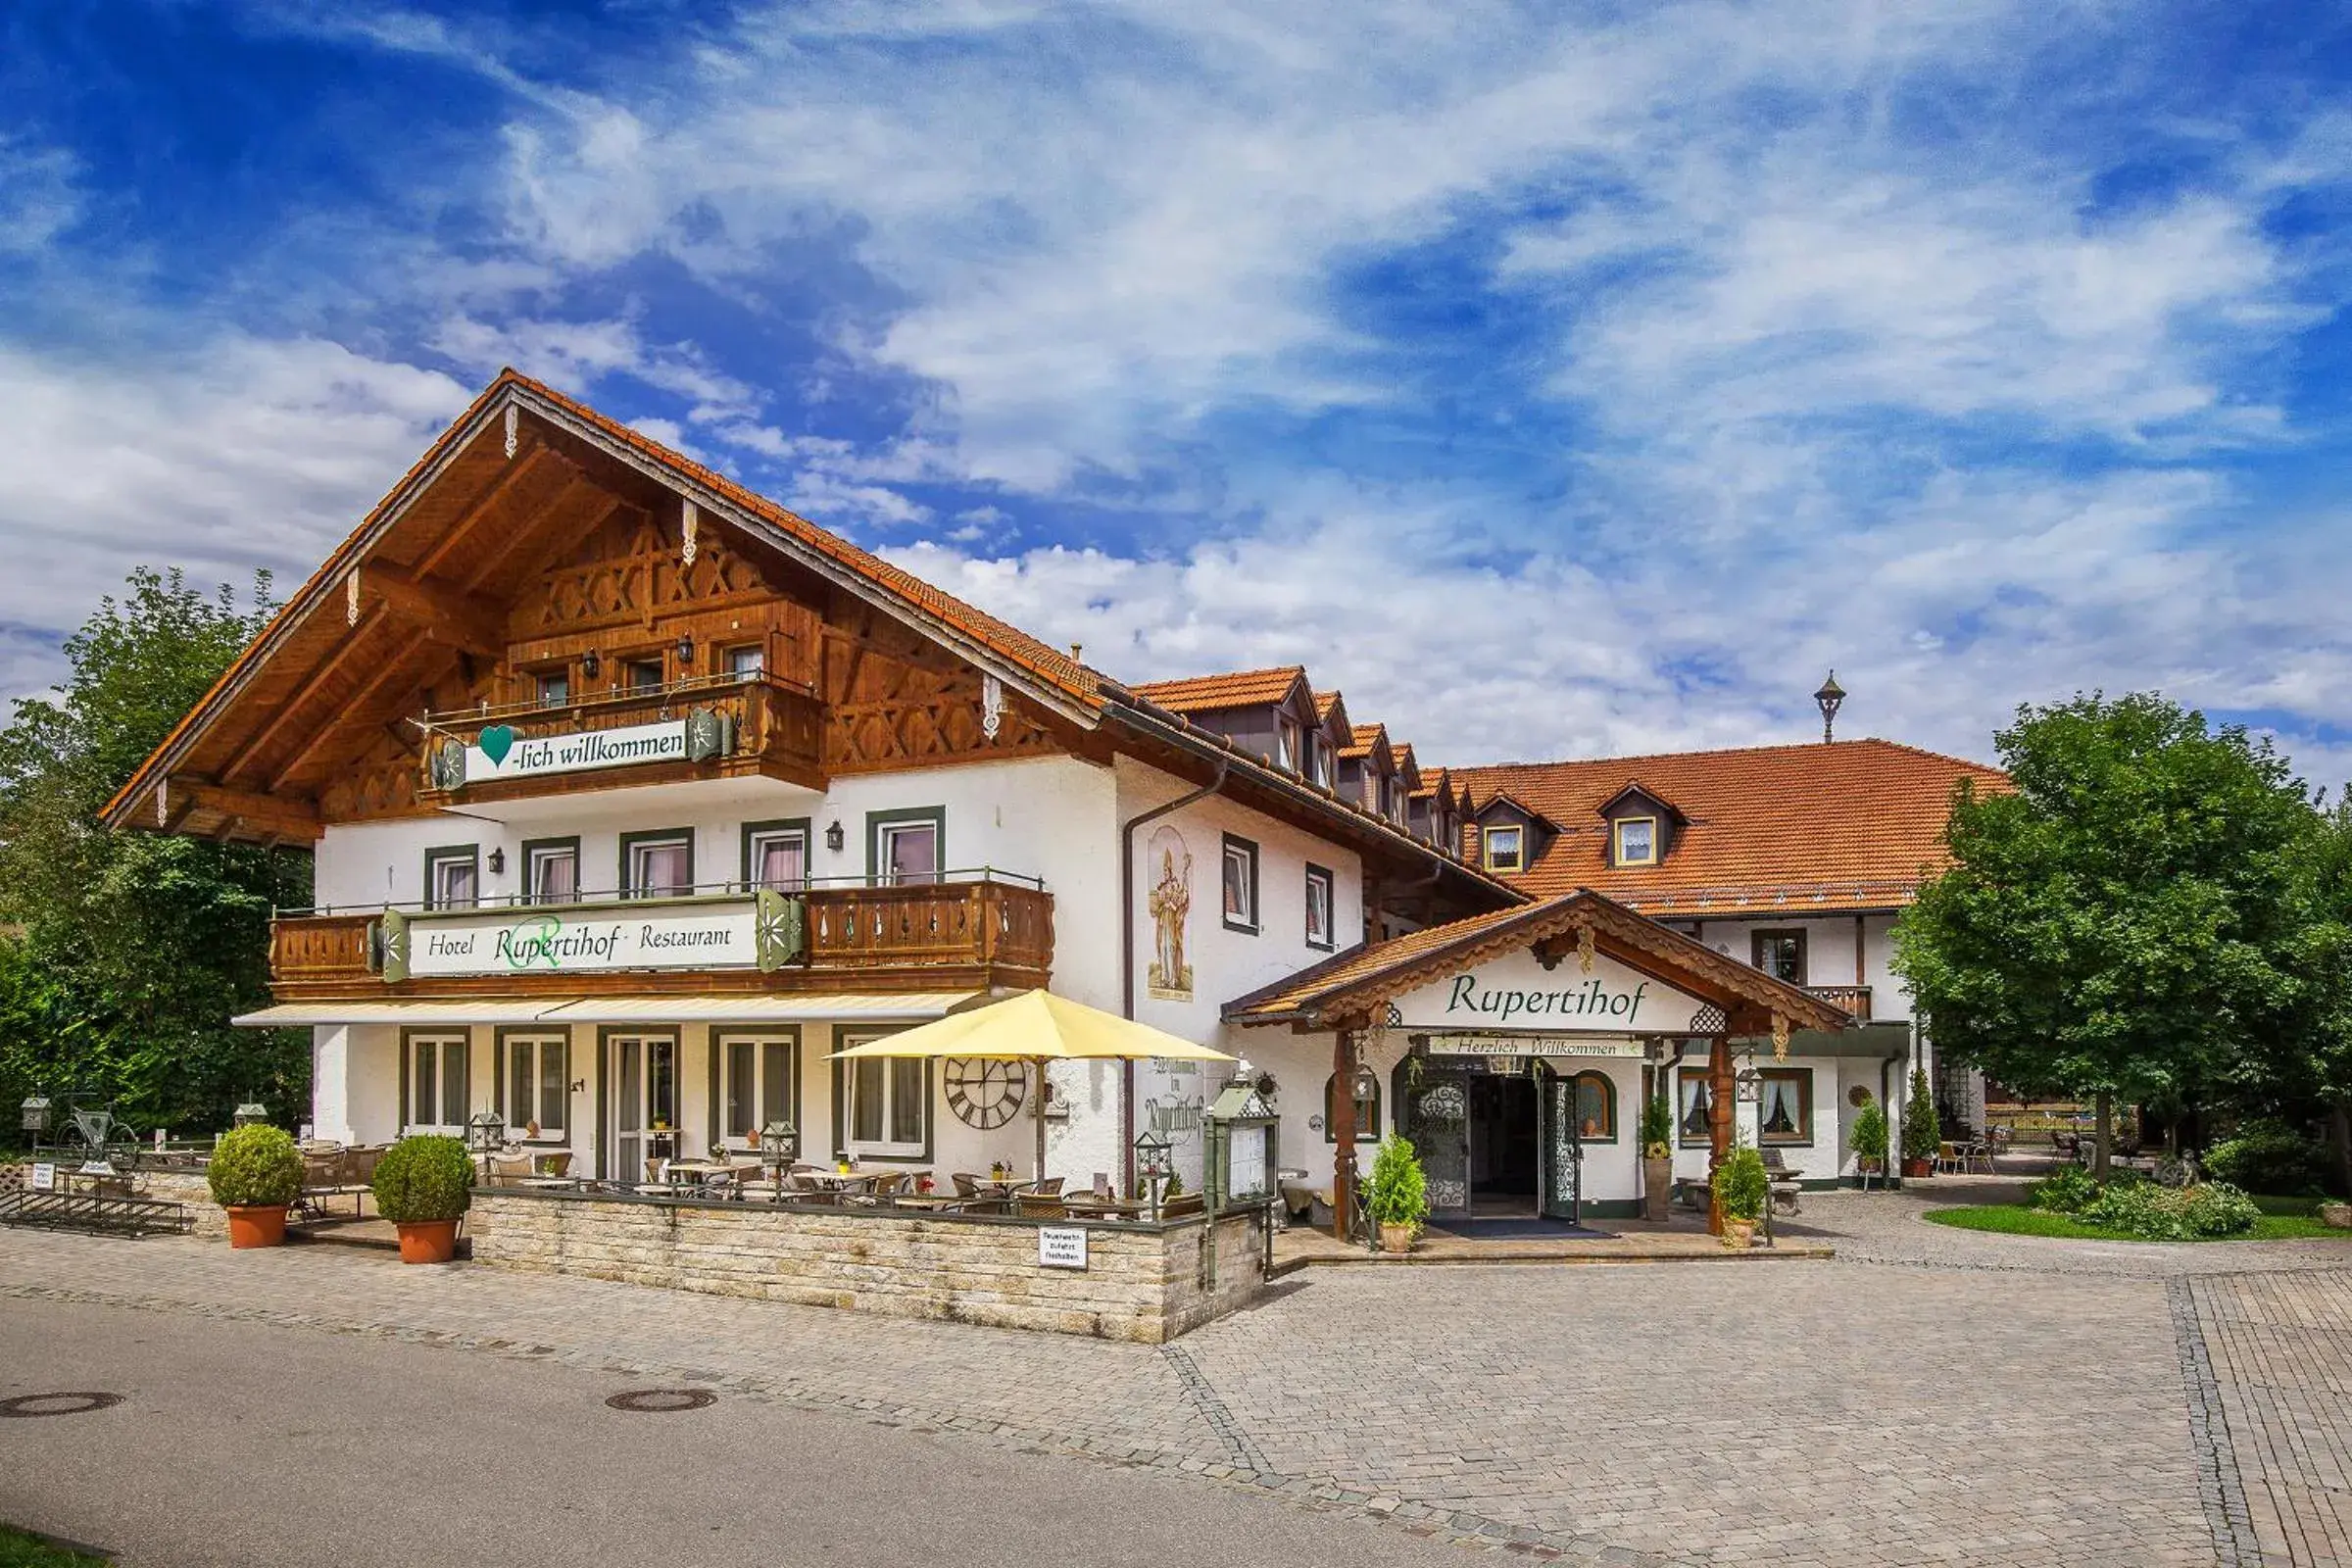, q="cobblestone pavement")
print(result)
[5,1188,2350,1567]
